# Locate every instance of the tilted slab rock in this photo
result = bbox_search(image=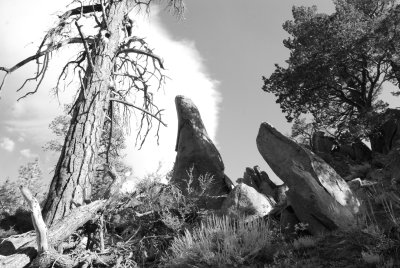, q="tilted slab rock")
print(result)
[257,123,360,234]
[171,95,233,209]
